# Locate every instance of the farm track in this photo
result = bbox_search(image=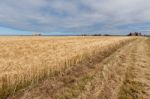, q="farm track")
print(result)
[8,37,150,99]
[118,38,150,99]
